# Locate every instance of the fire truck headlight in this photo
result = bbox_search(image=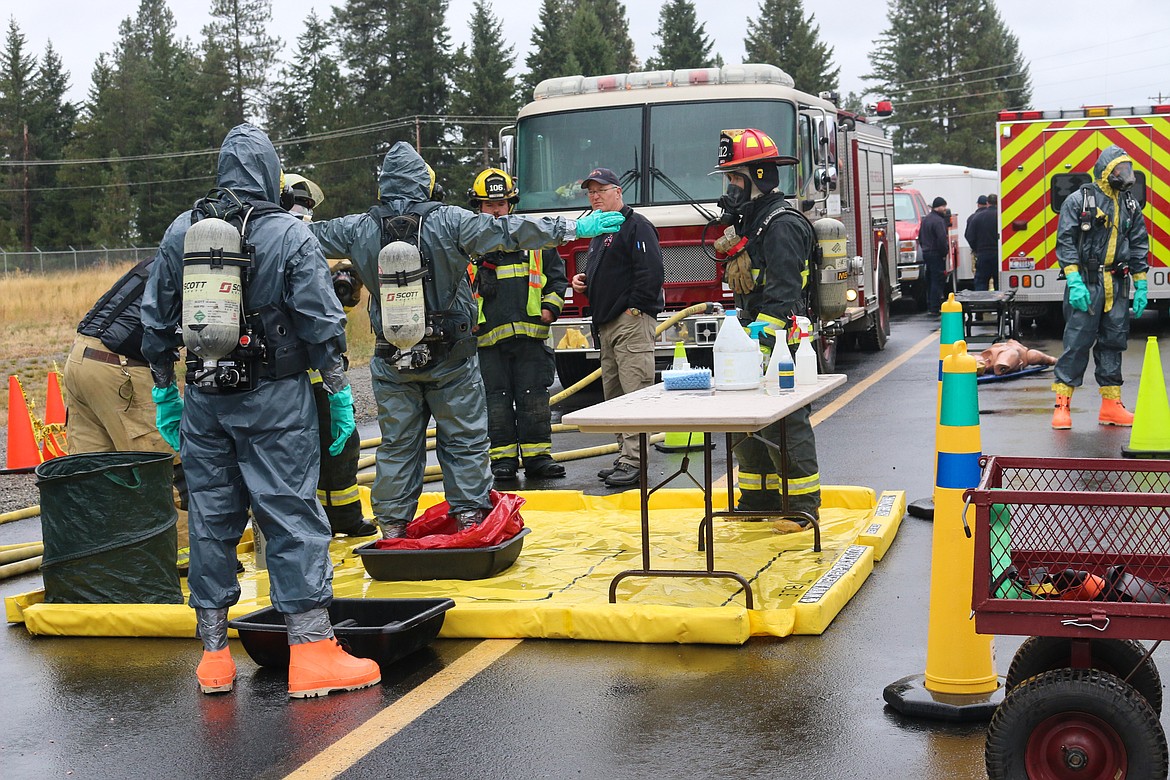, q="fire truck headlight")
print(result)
[845,288,858,302]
